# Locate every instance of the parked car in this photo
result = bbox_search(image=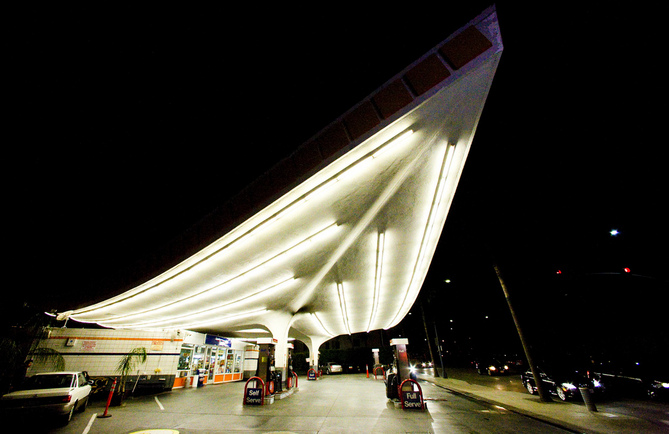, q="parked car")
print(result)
[342,363,364,373]
[521,365,604,401]
[501,355,526,373]
[592,359,669,400]
[0,371,92,424]
[647,379,669,400]
[324,362,343,374]
[475,358,509,376]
